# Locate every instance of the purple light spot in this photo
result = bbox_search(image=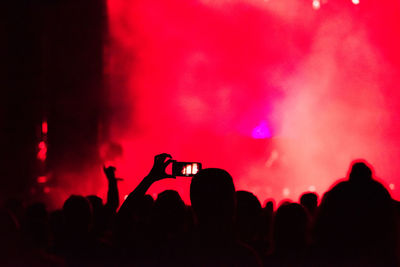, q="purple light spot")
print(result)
[252,121,272,139]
